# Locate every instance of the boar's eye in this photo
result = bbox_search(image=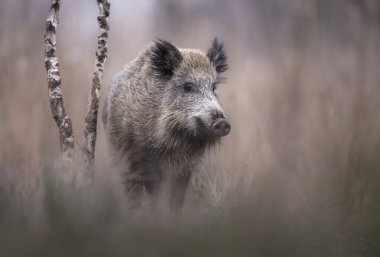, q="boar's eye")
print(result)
[212,82,219,93]
[183,82,195,93]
